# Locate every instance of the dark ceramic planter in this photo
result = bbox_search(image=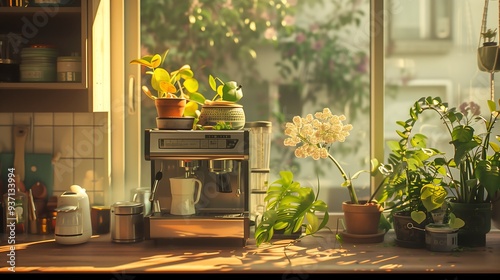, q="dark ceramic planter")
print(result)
[492,193,500,230]
[393,211,427,248]
[271,228,303,240]
[449,201,492,247]
[477,45,500,72]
